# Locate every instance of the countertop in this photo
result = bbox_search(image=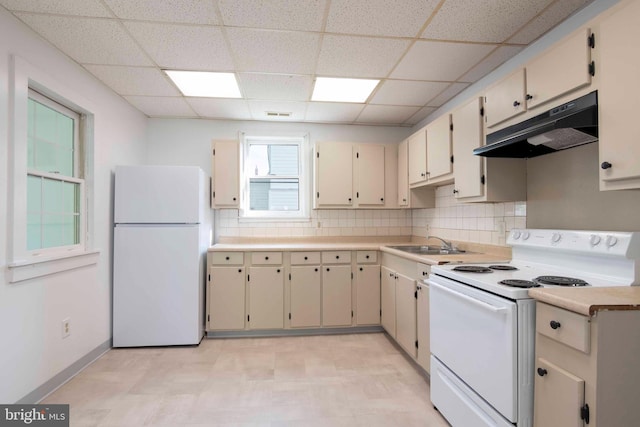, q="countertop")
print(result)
[209,238,511,266]
[528,286,640,316]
